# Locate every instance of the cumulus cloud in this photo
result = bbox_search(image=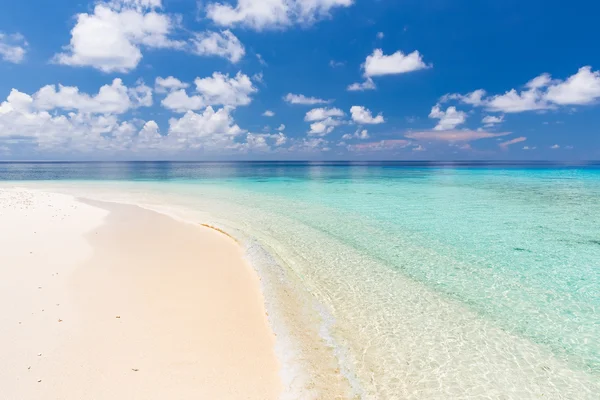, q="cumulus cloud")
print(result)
[499,136,526,149]
[342,128,369,140]
[0,81,281,156]
[486,88,548,113]
[441,89,486,106]
[10,79,151,115]
[544,66,600,105]
[405,130,510,142]
[482,114,504,127]
[308,117,343,136]
[242,132,288,151]
[347,78,376,92]
[205,0,353,30]
[54,0,184,73]
[168,107,243,145]
[284,93,331,105]
[350,106,384,124]
[441,66,600,113]
[277,124,285,131]
[162,72,257,112]
[263,110,275,117]
[190,30,245,63]
[0,32,28,63]
[0,89,138,152]
[155,76,189,93]
[363,49,429,77]
[428,105,467,131]
[305,107,344,121]
[289,137,330,152]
